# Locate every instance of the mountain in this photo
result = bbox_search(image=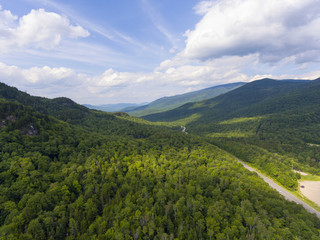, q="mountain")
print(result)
[1,81,320,239]
[125,82,245,116]
[143,78,320,187]
[84,103,147,112]
[0,82,90,123]
[143,79,313,122]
